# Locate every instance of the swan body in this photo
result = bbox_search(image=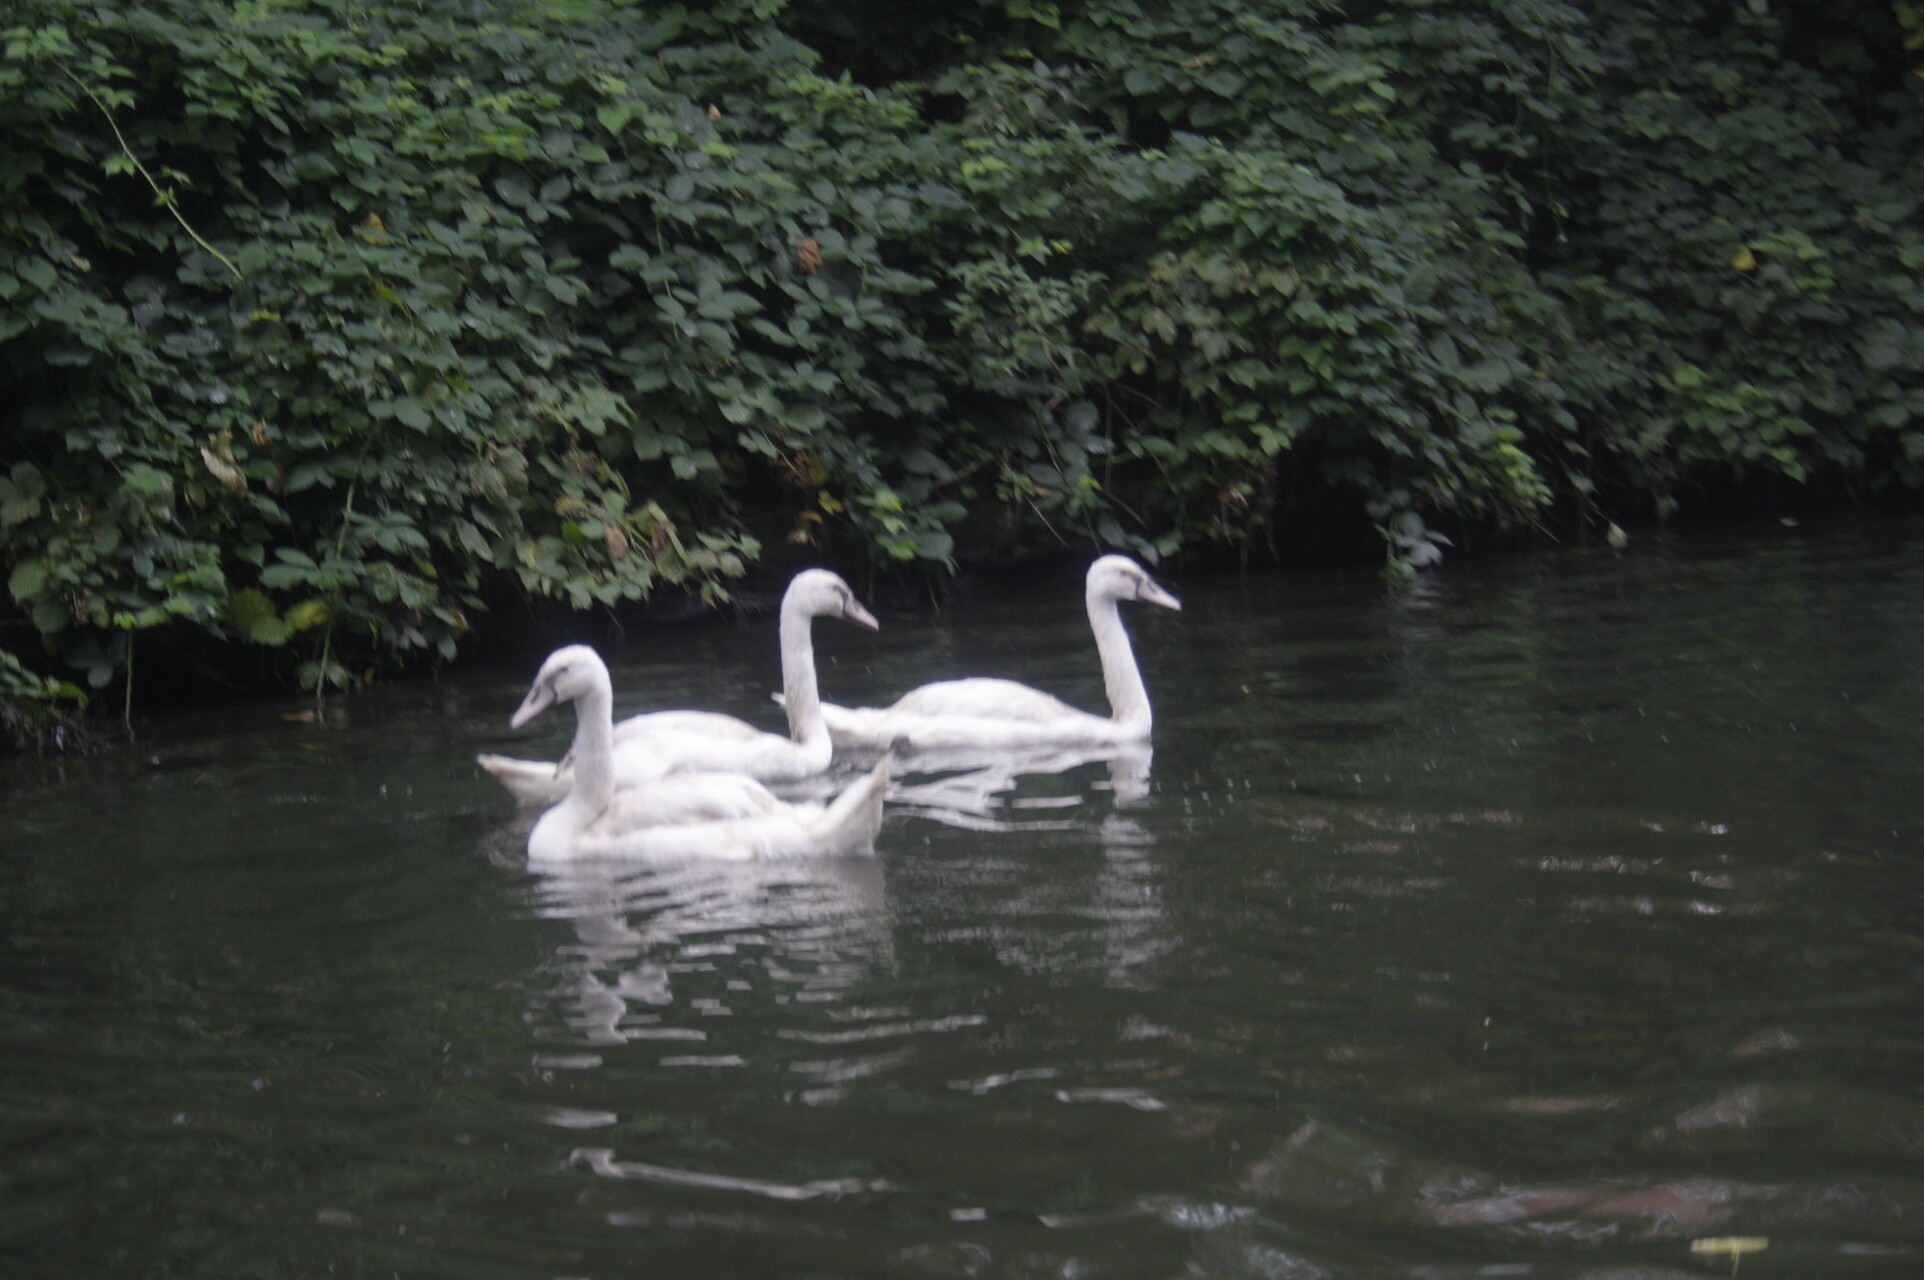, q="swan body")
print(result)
[479,570,877,806]
[506,645,888,864]
[819,555,1180,751]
